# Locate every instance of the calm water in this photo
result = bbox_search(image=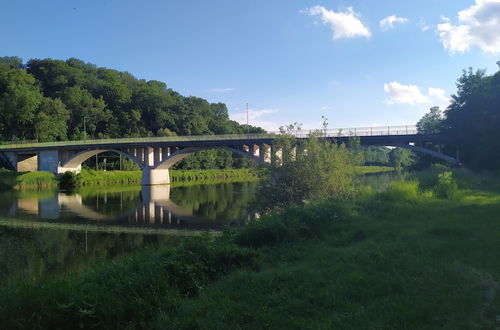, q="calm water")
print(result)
[0,182,259,286]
